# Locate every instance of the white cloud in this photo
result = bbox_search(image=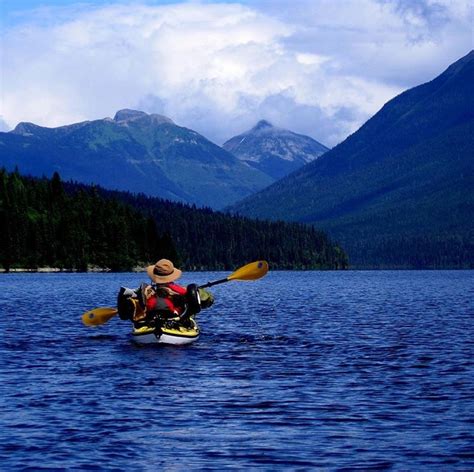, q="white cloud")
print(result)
[1,1,471,147]
[0,117,10,132]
